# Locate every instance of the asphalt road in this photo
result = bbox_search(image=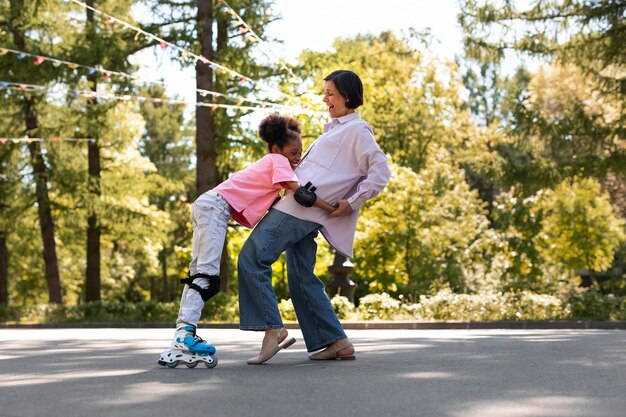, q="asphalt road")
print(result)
[1,328,625,417]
